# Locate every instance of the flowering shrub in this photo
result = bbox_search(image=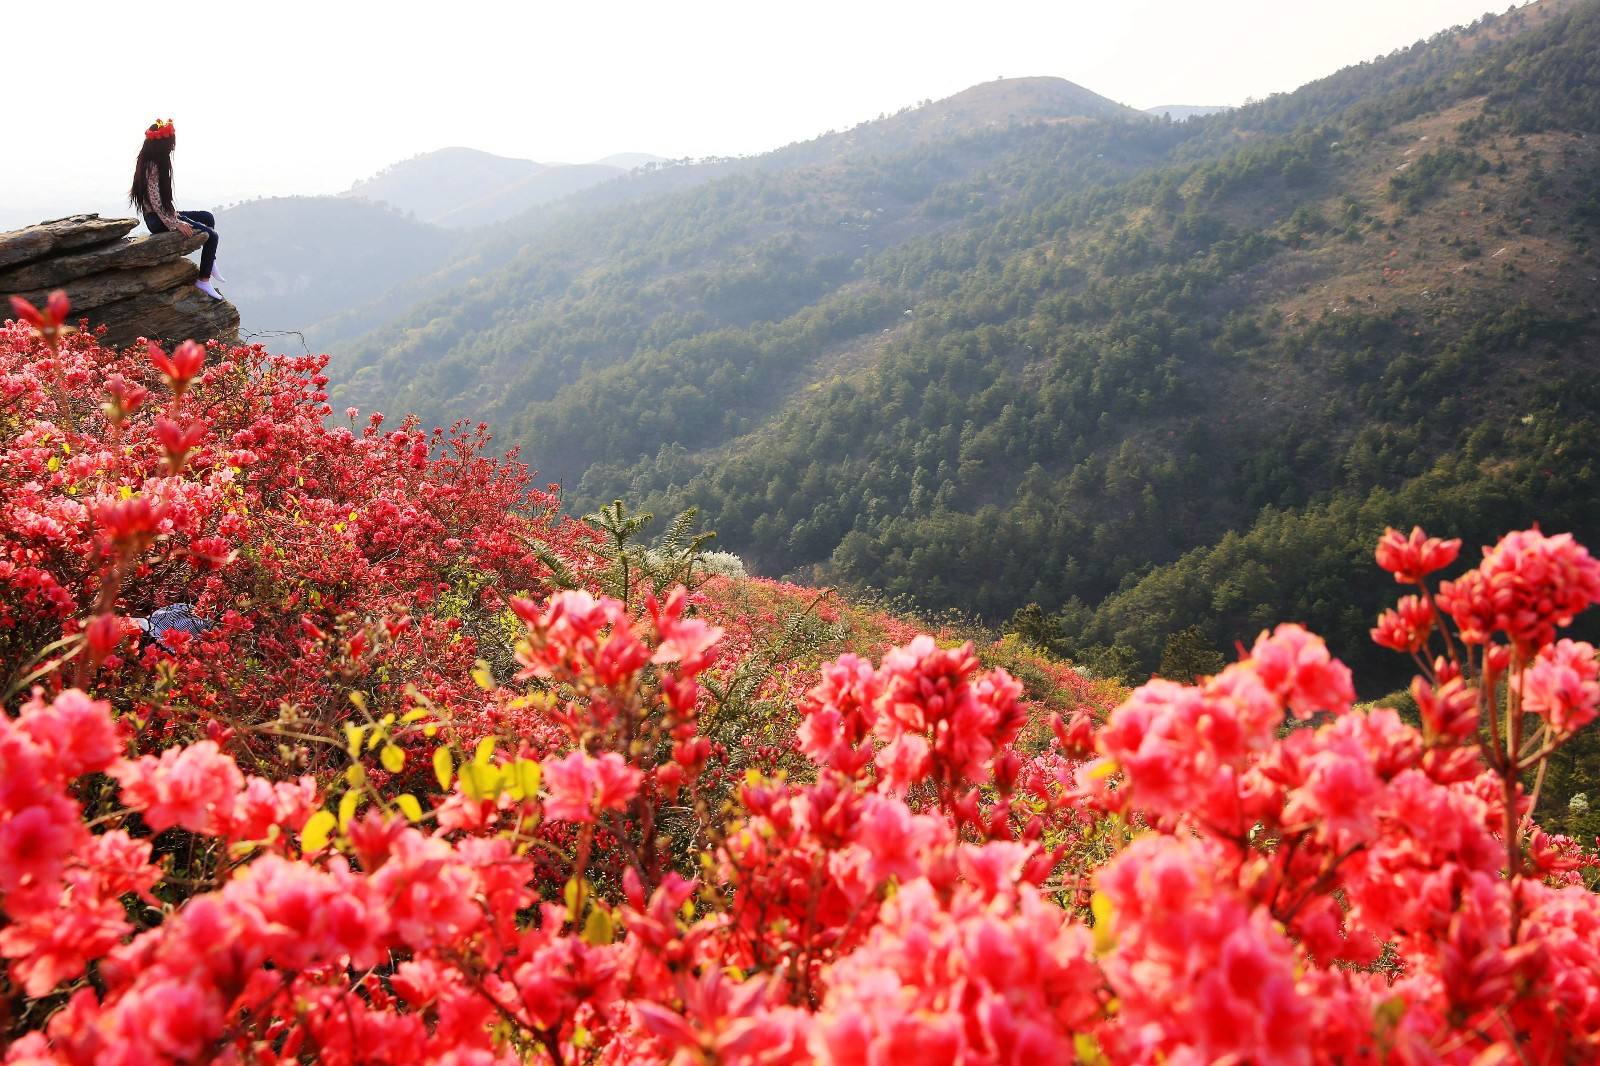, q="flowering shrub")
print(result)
[2,295,597,755]
[3,298,1599,1063]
